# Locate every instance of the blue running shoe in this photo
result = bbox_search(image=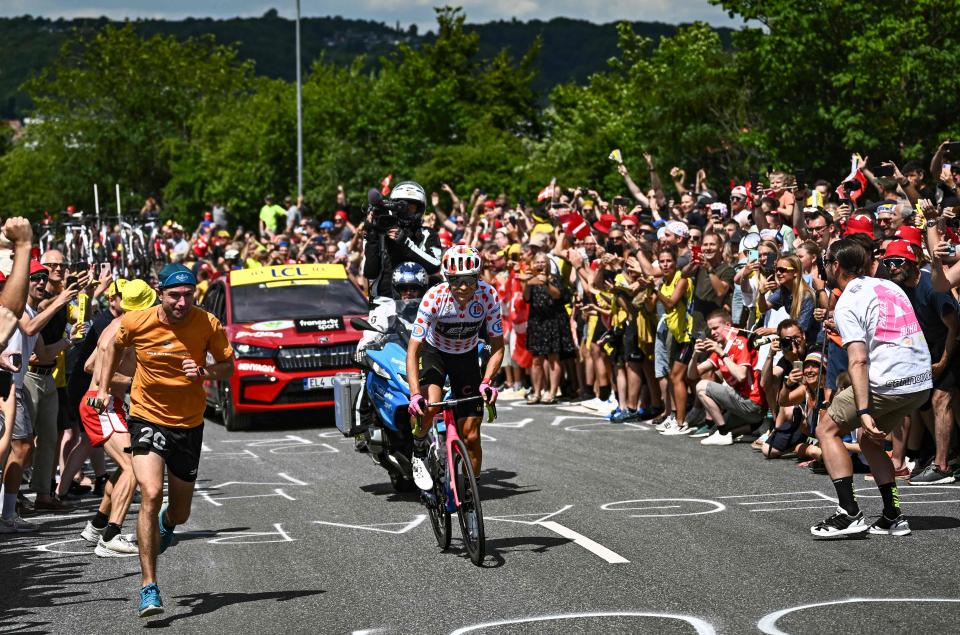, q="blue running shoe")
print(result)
[610,409,636,423]
[138,583,164,617]
[606,407,623,421]
[158,504,175,554]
